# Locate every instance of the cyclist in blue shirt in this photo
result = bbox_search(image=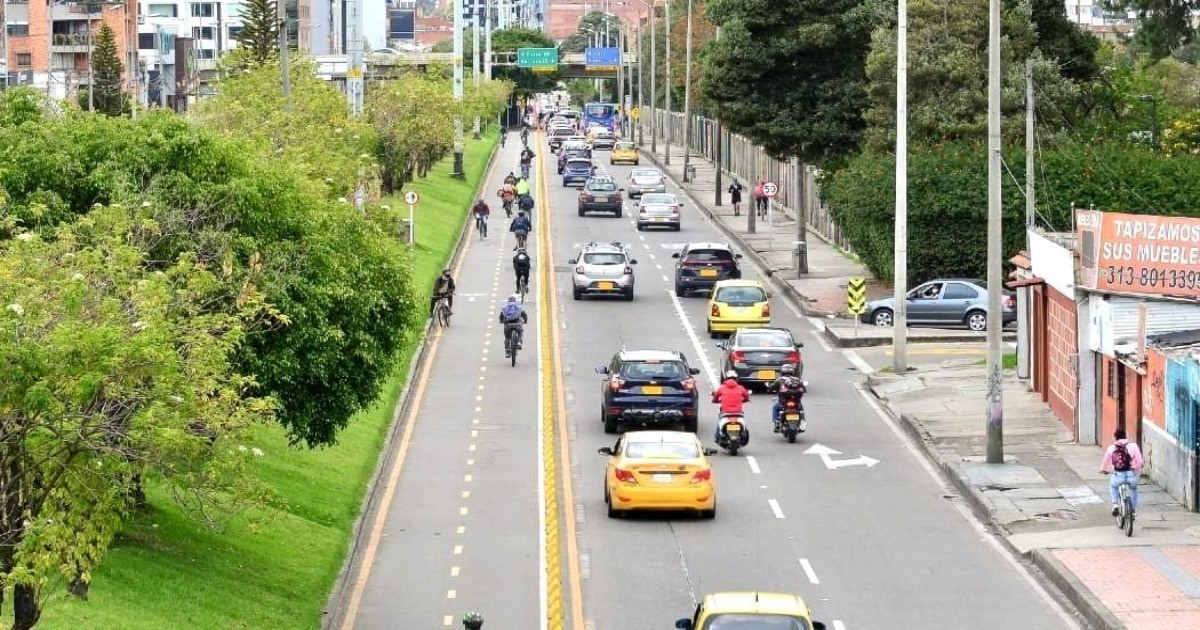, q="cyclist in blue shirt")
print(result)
[497,295,529,358]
